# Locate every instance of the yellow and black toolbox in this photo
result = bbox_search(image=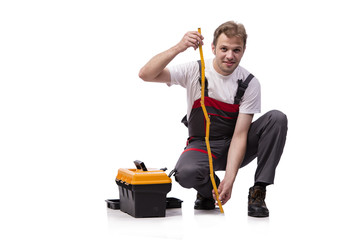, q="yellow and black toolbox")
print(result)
[112,160,177,218]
